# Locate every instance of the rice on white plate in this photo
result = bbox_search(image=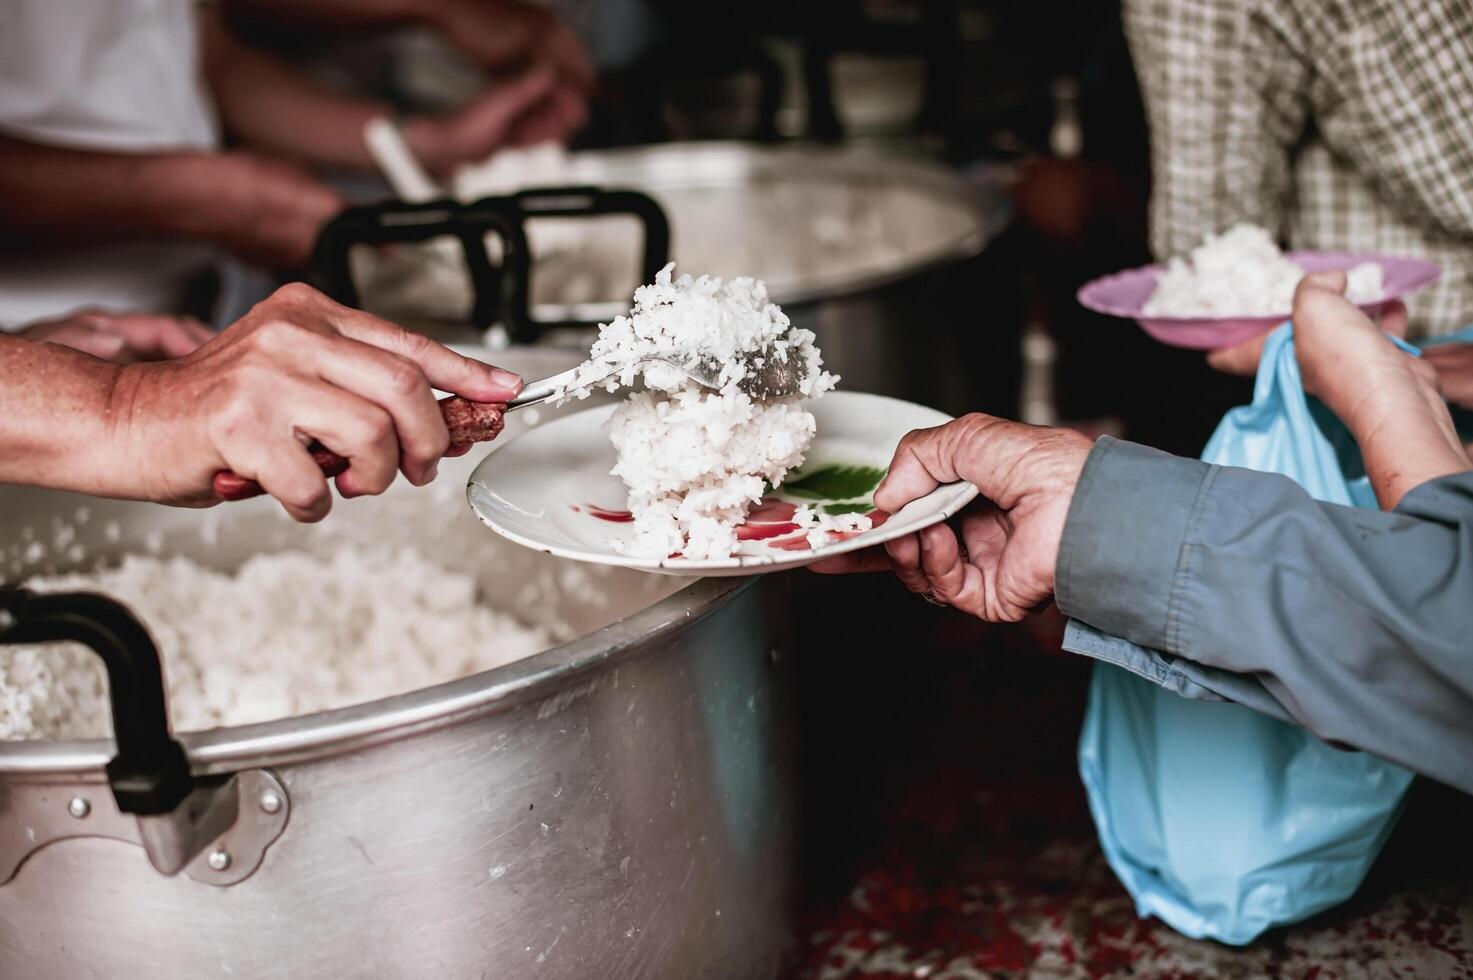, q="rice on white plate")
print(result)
[556,264,871,560]
[1142,224,1385,317]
